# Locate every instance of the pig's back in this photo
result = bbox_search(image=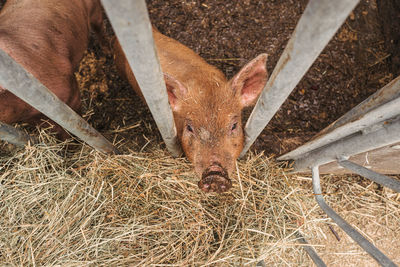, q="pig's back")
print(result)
[0,0,92,123]
[0,0,91,71]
